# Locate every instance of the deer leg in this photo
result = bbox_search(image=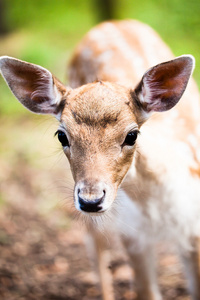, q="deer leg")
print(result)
[86,231,115,300]
[124,242,162,300]
[179,238,200,300]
